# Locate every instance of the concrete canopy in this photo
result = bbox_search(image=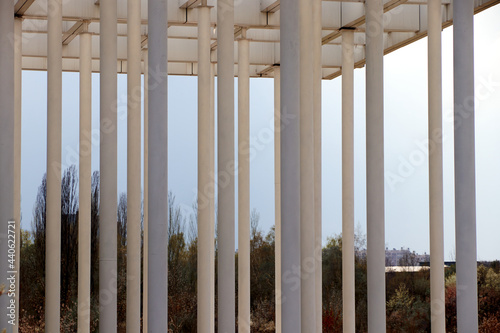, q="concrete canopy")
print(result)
[16,0,499,78]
